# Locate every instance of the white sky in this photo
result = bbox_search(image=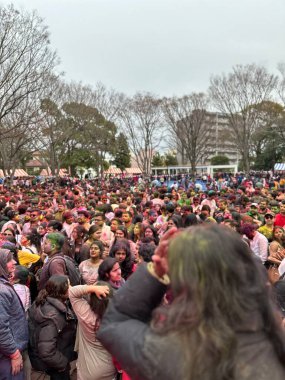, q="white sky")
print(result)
[1,0,285,96]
